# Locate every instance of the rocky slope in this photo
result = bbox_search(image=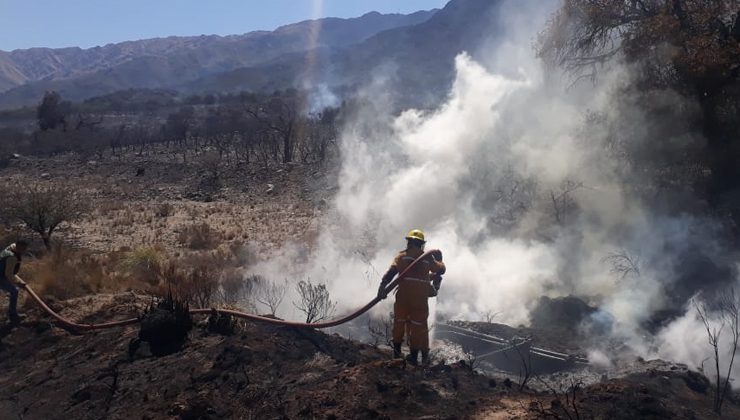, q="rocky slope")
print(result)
[0,0,532,111]
[0,10,436,108]
[184,0,515,109]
